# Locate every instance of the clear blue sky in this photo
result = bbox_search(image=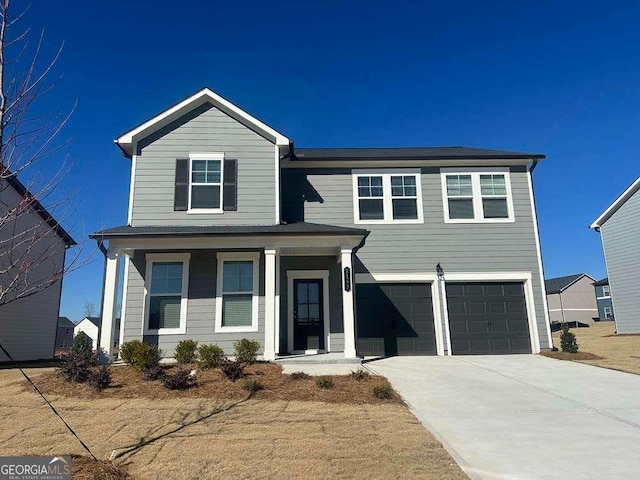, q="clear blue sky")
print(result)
[22,0,639,320]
